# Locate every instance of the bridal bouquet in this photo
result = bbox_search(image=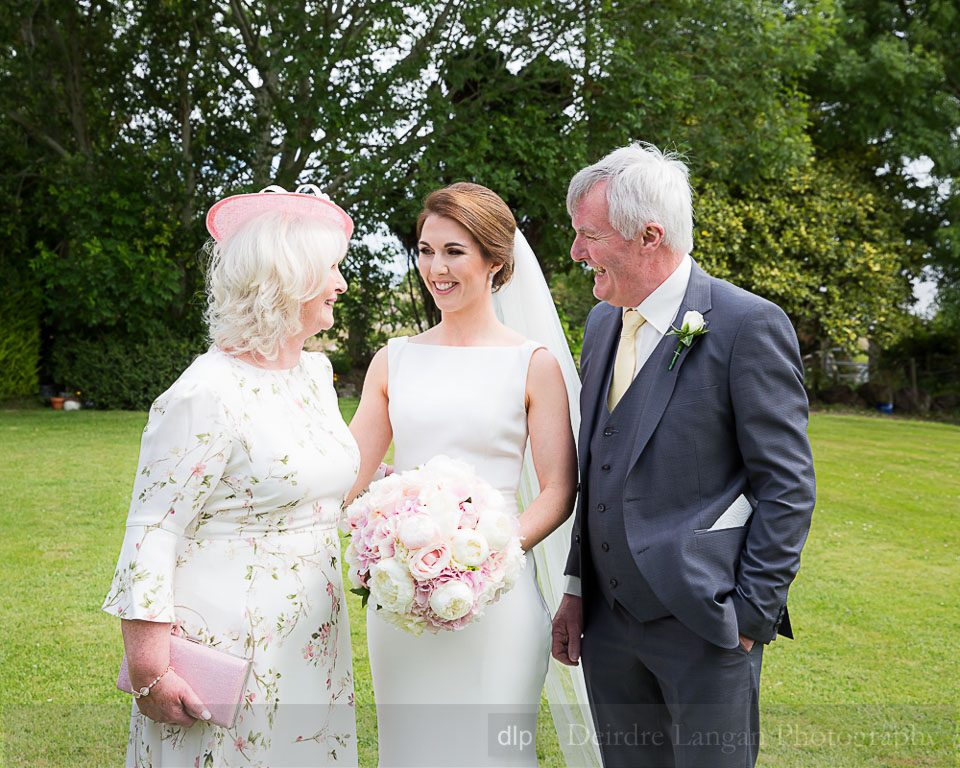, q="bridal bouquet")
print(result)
[341,455,525,635]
